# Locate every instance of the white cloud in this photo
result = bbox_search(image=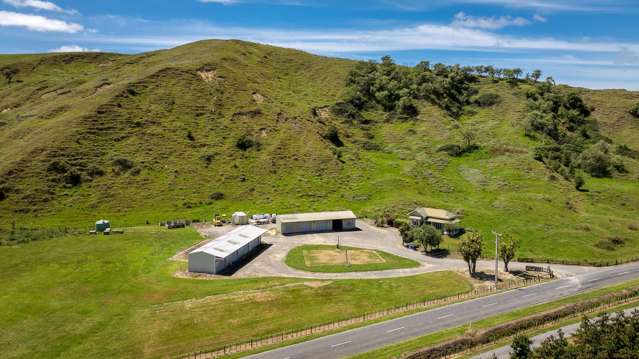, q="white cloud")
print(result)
[616,47,639,64]
[82,19,639,56]
[532,14,547,22]
[452,11,530,30]
[449,0,628,13]
[1,0,77,14]
[0,10,83,32]
[49,44,100,53]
